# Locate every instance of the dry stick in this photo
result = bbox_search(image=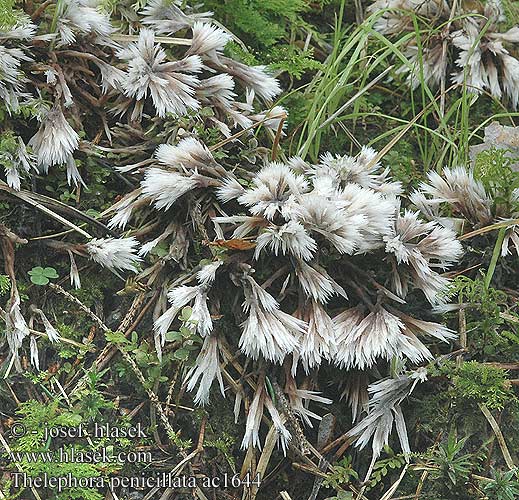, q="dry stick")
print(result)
[380,464,409,500]
[271,115,287,161]
[209,113,287,152]
[500,312,519,324]
[354,0,364,24]
[49,283,106,329]
[165,364,182,409]
[47,284,179,437]
[120,348,179,441]
[0,182,92,239]
[142,419,206,500]
[30,0,53,20]
[343,260,405,304]
[472,473,497,483]
[48,284,210,499]
[169,417,206,477]
[65,291,151,392]
[260,265,289,290]
[248,426,278,500]
[320,432,353,455]
[457,307,467,368]
[290,462,328,478]
[459,219,519,240]
[194,488,210,500]
[478,403,516,470]
[413,470,428,500]
[111,34,192,45]
[240,445,256,483]
[95,293,155,372]
[486,362,519,371]
[271,379,310,455]
[334,436,353,461]
[5,381,21,405]
[29,228,86,241]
